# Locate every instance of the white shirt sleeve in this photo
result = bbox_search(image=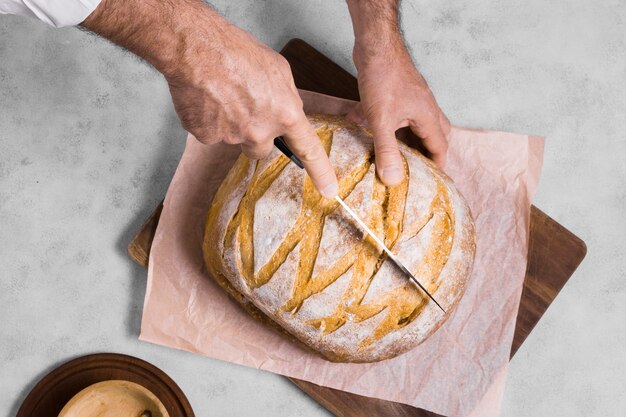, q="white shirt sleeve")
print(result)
[0,0,102,28]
